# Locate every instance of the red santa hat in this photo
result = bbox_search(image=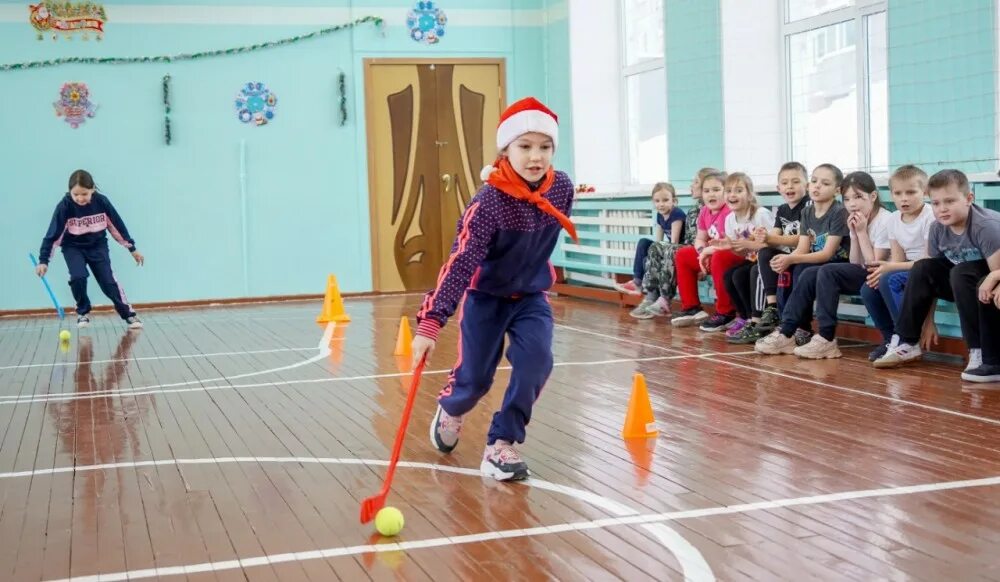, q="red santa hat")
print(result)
[481,97,559,181]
